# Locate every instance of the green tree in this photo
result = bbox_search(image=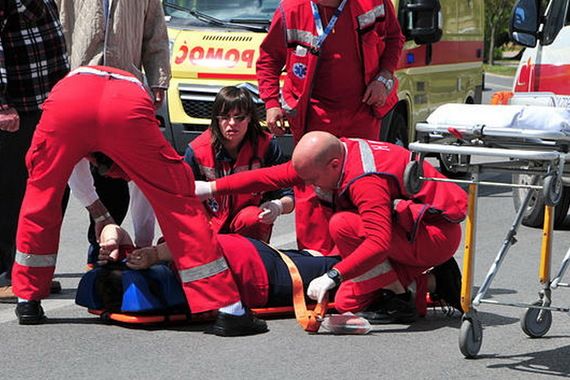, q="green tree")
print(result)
[485,0,516,64]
